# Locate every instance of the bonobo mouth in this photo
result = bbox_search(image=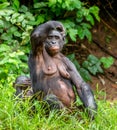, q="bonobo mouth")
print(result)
[48,46,60,56]
[49,46,59,51]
